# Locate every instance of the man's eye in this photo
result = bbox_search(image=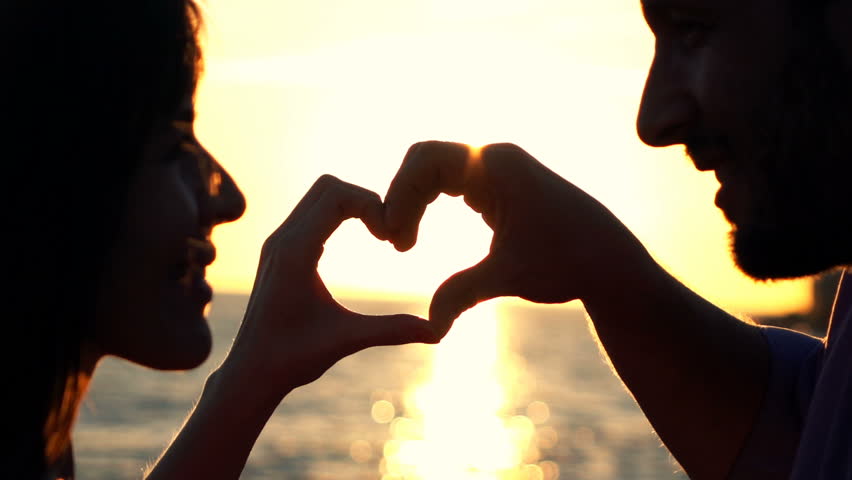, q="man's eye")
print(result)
[670,13,711,49]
